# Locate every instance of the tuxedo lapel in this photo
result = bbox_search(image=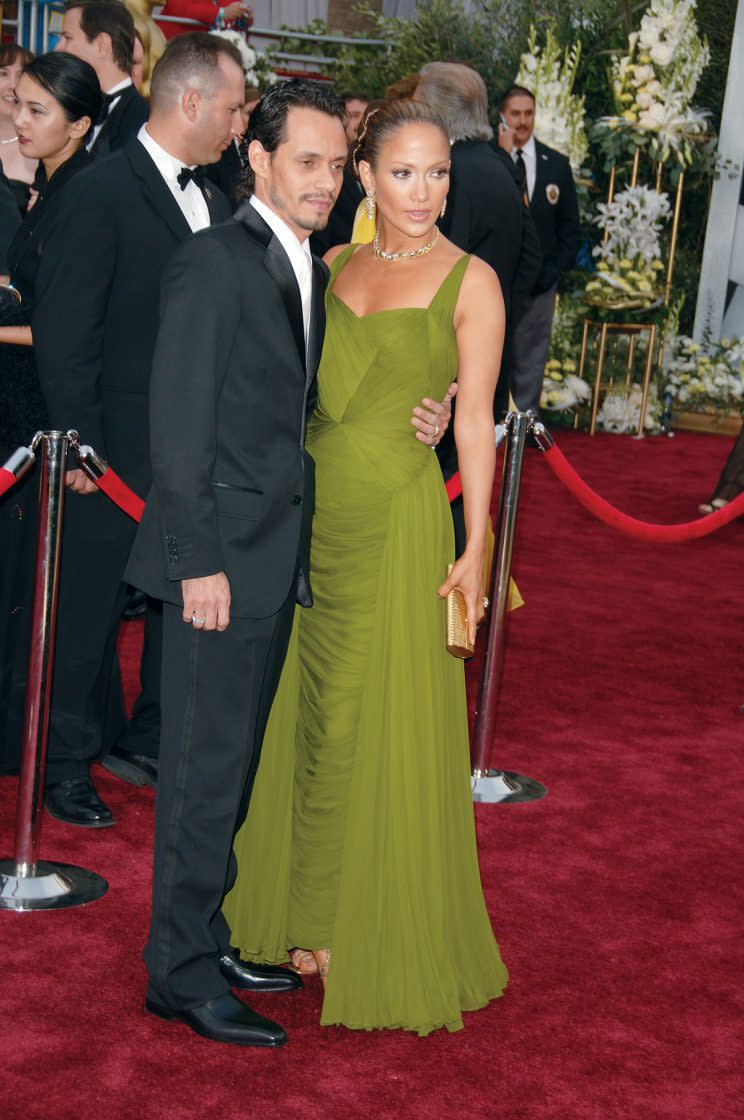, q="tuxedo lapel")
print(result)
[234,200,306,370]
[305,255,327,385]
[91,85,132,157]
[125,141,192,242]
